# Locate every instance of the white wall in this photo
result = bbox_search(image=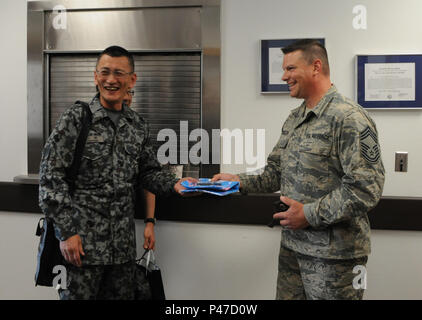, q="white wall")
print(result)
[0,0,27,181]
[0,212,57,299]
[143,221,280,300]
[366,230,422,299]
[0,0,422,300]
[220,0,422,197]
[2,212,421,300]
